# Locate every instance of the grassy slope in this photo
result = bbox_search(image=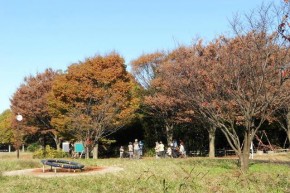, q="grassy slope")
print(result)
[0,153,289,193]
